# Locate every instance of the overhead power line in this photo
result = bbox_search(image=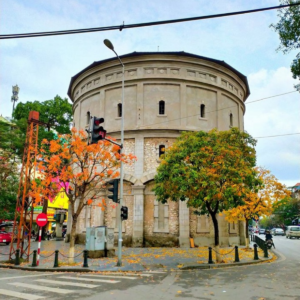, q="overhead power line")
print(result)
[1,2,300,39]
[255,133,300,139]
[246,91,298,104]
[139,90,298,129]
